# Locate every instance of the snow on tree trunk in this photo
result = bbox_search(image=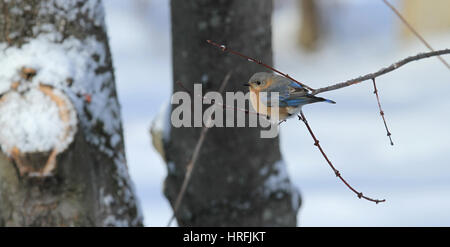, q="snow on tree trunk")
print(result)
[159,0,301,226]
[0,0,142,226]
